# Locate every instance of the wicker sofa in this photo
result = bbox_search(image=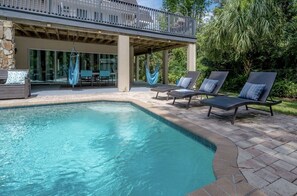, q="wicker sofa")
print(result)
[0,69,31,99]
